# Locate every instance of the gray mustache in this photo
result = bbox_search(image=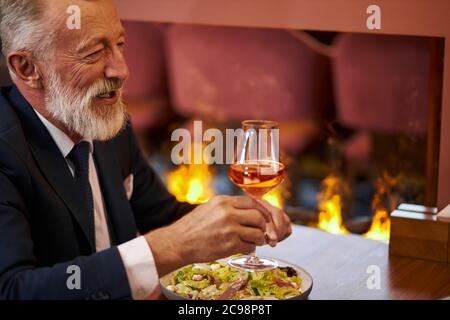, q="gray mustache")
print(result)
[91,79,124,96]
